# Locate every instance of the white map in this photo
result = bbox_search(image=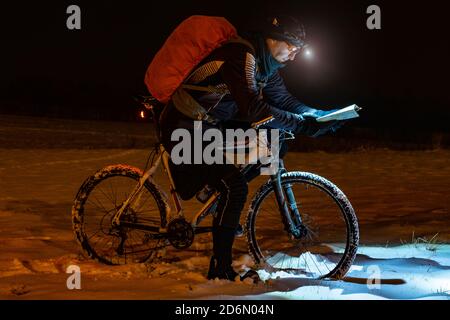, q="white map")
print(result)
[316,104,362,122]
